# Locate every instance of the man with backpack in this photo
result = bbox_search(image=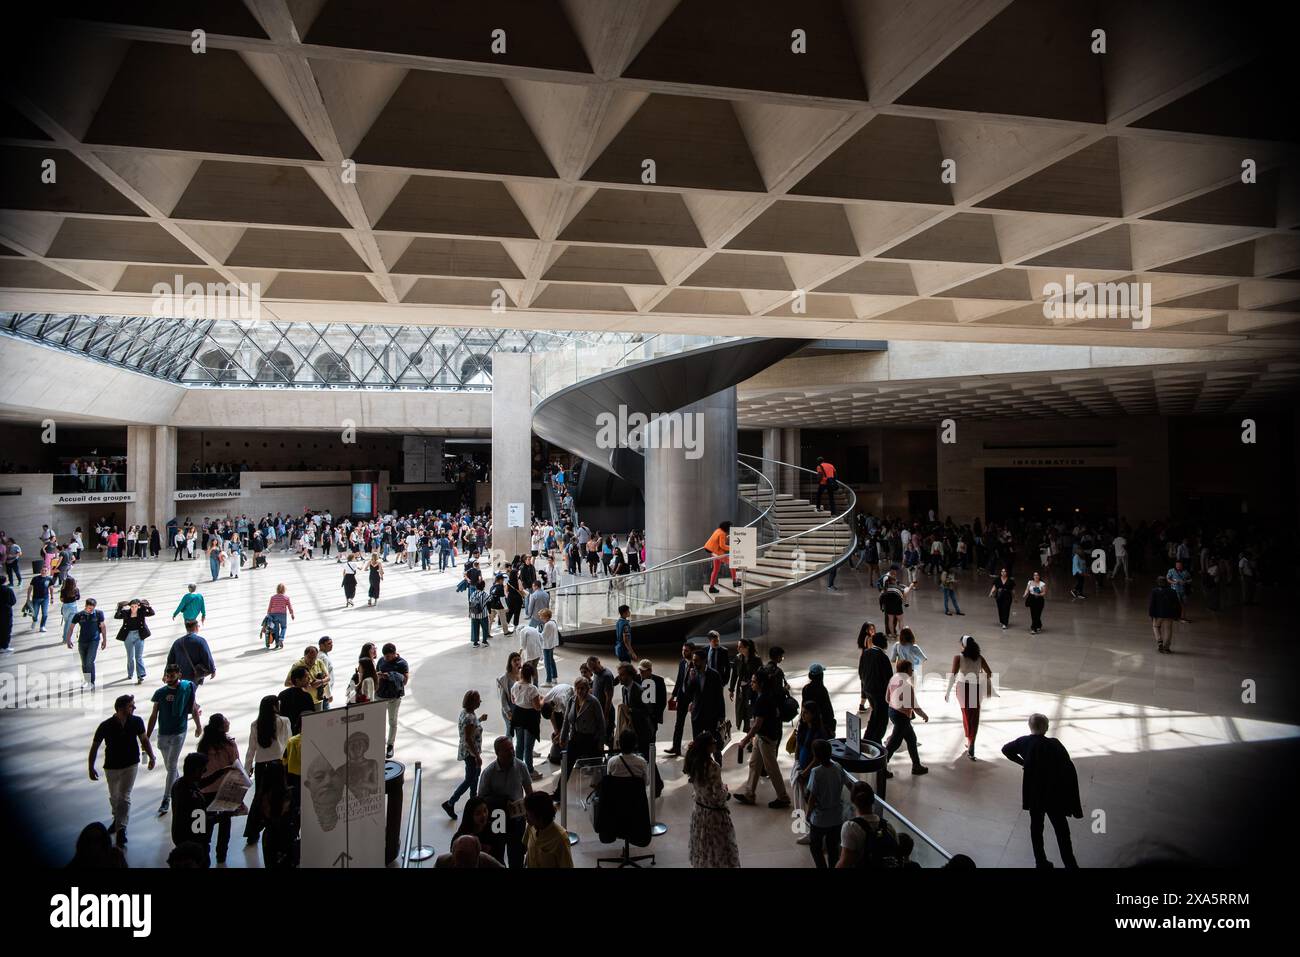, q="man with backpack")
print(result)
[814,457,838,513]
[487,573,512,635]
[837,781,900,868]
[165,619,215,685]
[377,643,409,759]
[468,580,491,647]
